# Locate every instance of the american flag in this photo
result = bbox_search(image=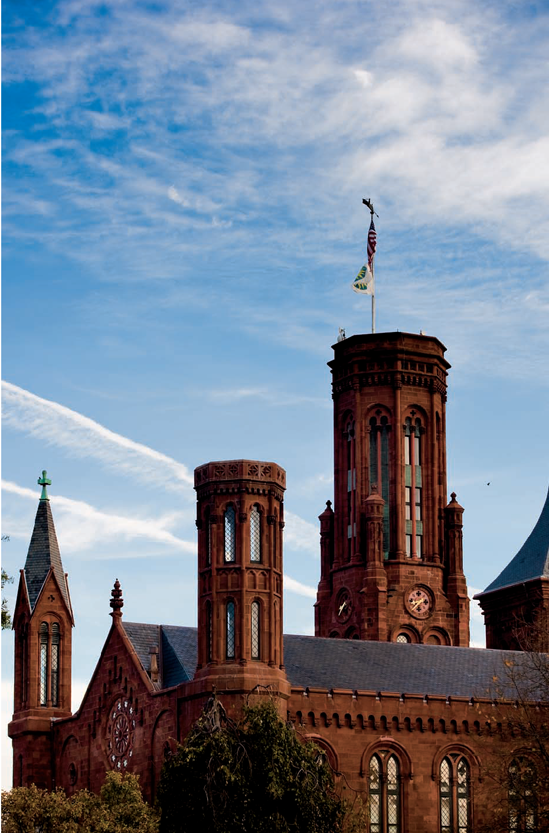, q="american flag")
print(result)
[367,218,377,270]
